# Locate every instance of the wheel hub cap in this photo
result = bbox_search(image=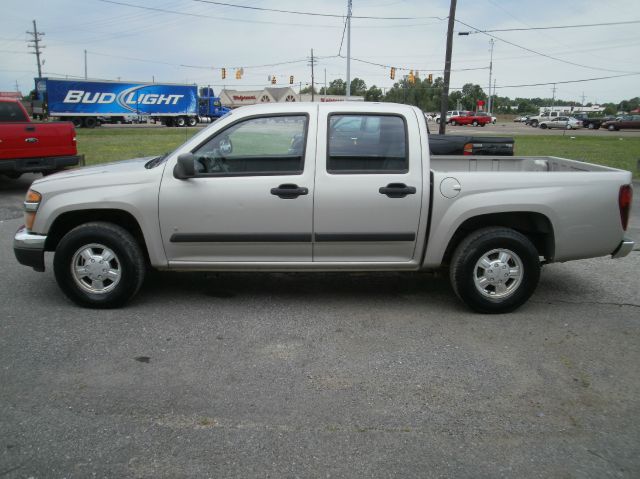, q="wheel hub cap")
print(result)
[473,248,523,299]
[71,243,121,294]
